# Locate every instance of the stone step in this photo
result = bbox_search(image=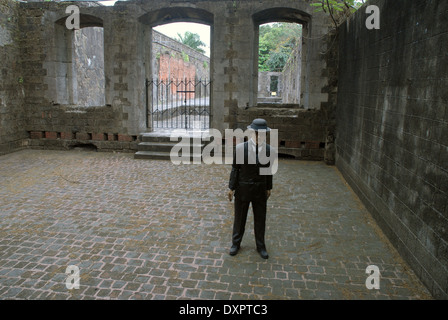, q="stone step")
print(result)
[135,131,207,160]
[134,150,202,162]
[141,134,173,143]
[137,141,204,153]
[140,130,209,143]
